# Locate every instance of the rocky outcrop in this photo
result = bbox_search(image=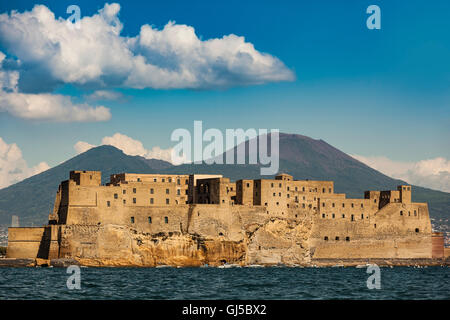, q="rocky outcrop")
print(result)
[59,212,313,267]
